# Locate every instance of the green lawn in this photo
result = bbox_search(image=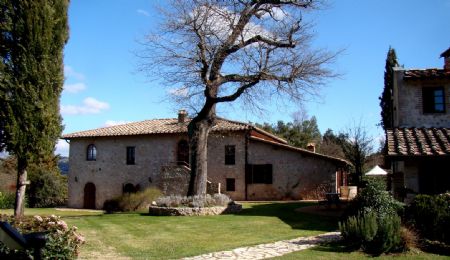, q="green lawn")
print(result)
[1,203,447,259]
[273,241,449,259]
